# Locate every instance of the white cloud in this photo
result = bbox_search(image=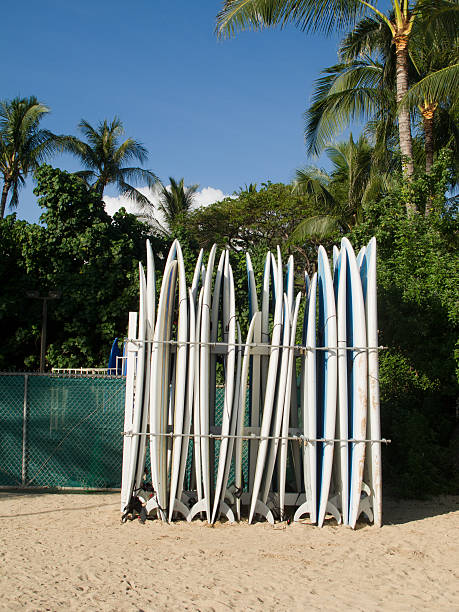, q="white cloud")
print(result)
[194,186,228,208]
[103,184,229,227]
